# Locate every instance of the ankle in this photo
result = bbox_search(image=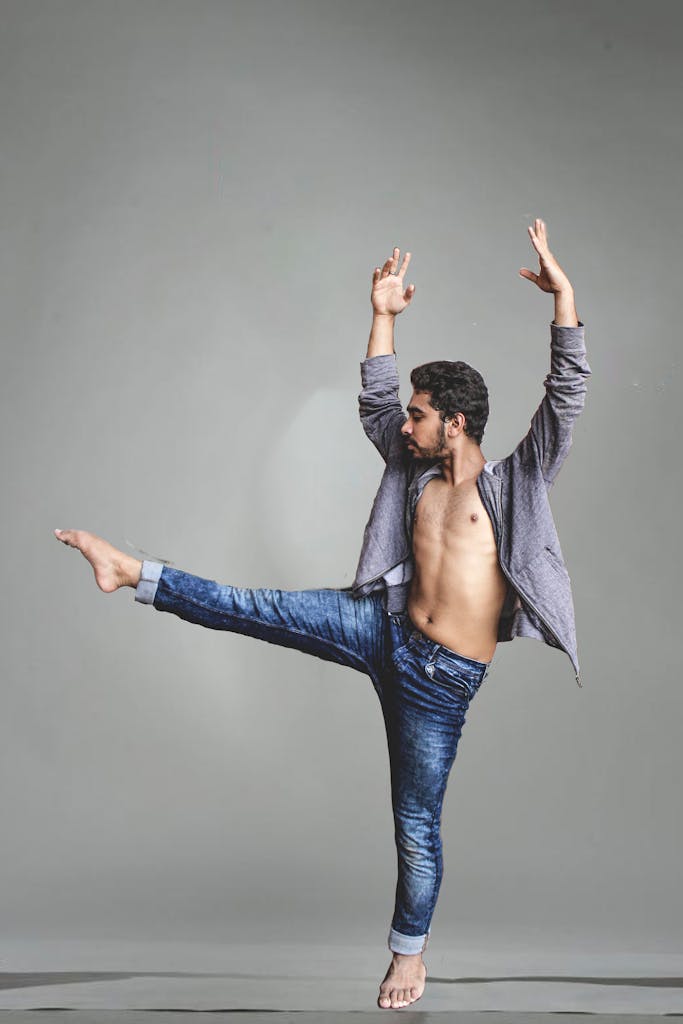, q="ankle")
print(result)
[121,555,142,589]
